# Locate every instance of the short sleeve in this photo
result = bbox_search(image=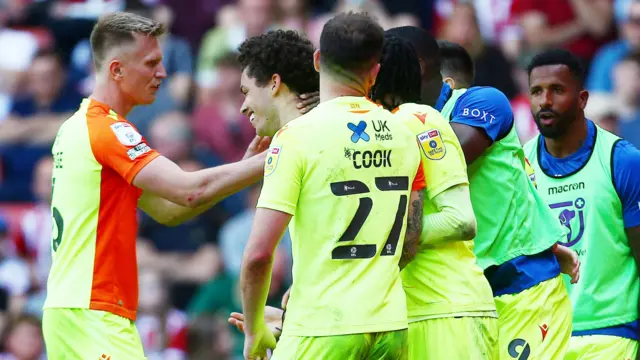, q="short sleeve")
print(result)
[450,87,515,143]
[256,131,304,215]
[87,118,160,184]
[612,140,640,229]
[418,112,470,199]
[412,162,426,191]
